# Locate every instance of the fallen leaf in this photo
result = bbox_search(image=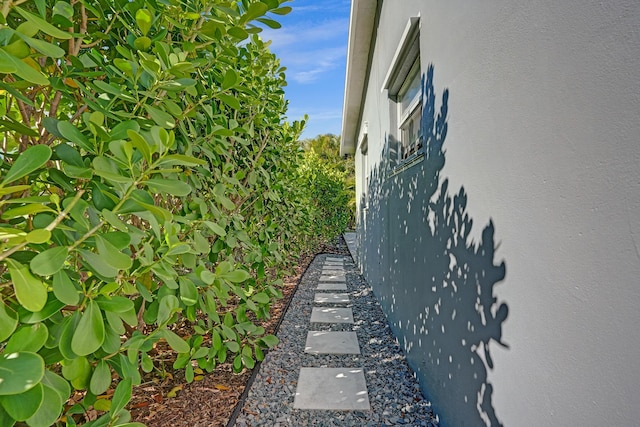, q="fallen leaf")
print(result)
[214,384,230,391]
[166,385,183,398]
[194,375,204,381]
[153,393,163,403]
[130,402,150,409]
